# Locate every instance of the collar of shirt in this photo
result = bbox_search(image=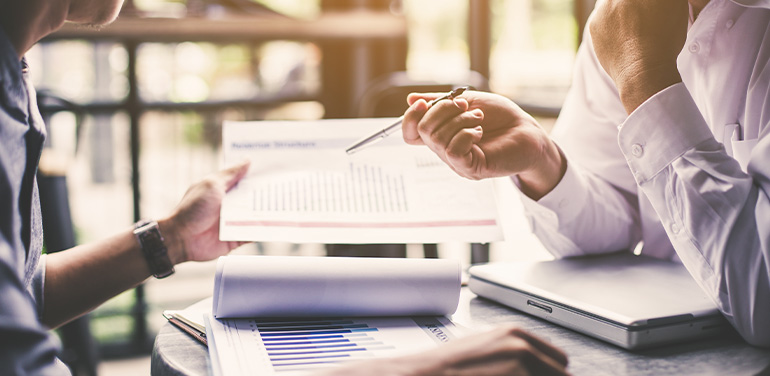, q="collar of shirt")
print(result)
[731,0,770,9]
[0,26,29,124]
